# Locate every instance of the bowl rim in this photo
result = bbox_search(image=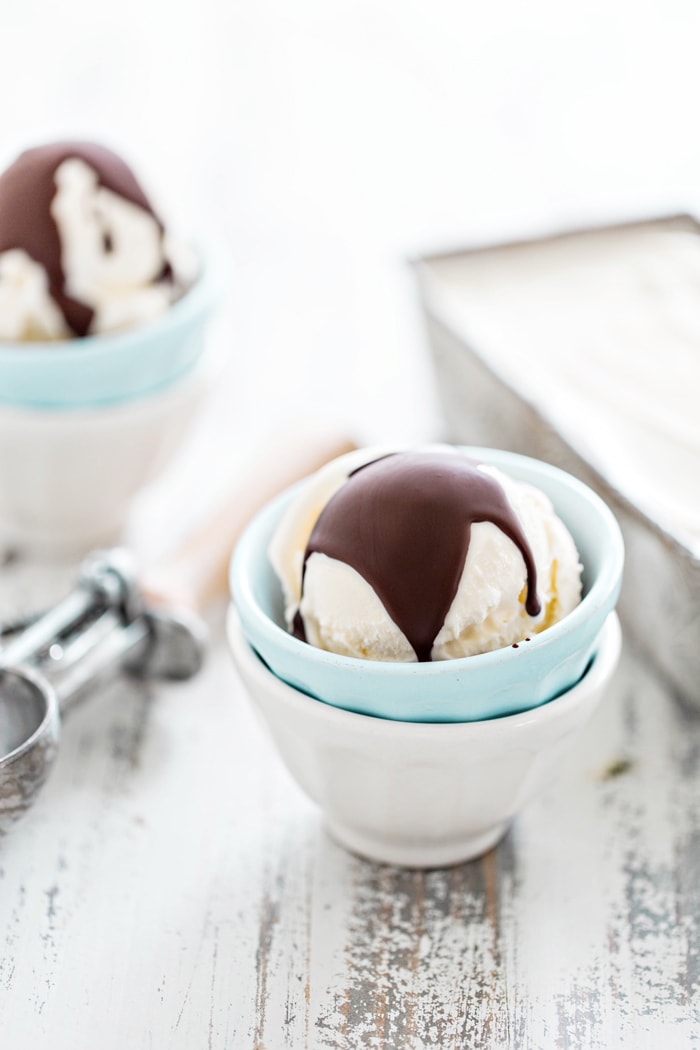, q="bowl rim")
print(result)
[230,446,625,679]
[0,242,217,364]
[228,606,622,734]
